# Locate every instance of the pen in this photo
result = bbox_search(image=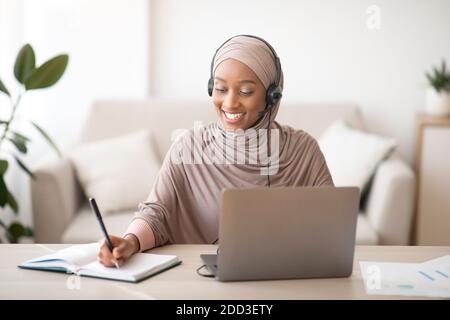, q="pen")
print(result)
[89,197,120,269]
